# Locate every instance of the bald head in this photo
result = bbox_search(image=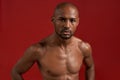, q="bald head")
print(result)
[53,2,79,17]
[52,2,80,40]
